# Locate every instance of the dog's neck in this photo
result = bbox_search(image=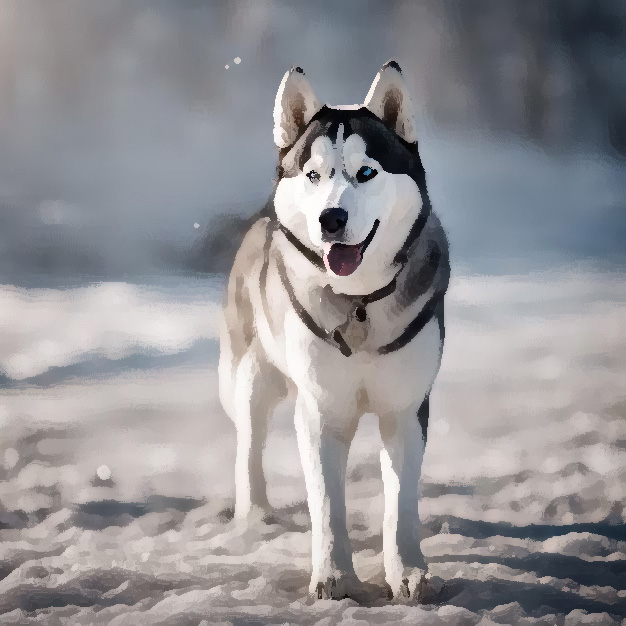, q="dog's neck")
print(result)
[268,209,445,356]
[272,208,433,327]
[273,225,397,303]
